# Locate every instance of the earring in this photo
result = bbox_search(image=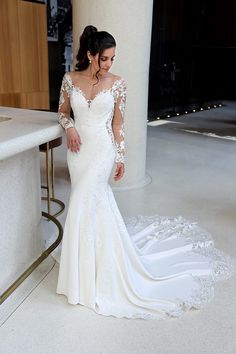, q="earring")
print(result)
[89,59,91,64]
